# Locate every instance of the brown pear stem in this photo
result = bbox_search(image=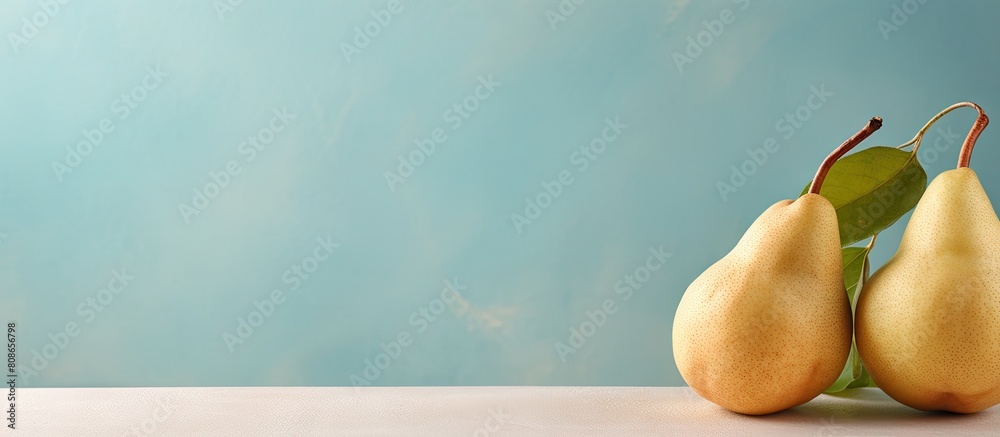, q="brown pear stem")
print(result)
[900,102,990,165]
[808,117,883,195]
[957,103,989,168]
